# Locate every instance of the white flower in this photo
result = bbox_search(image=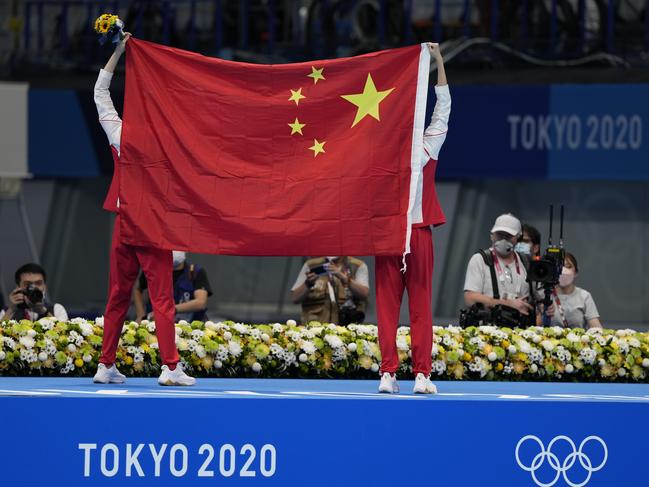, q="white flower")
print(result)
[38,352,48,361]
[95,316,104,327]
[175,326,183,336]
[223,331,232,340]
[617,368,627,377]
[642,358,649,368]
[134,353,144,363]
[565,364,574,373]
[286,319,297,327]
[299,353,308,363]
[252,362,262,373]
[431,344,440,357]
[347,343,357,352]
[371,363,379,373]
[0,351,5,360]
[19,336,35,349]
[176,339,188,351]
[83,354,92,363]
[487,352,497,362]
[195,345,206,359]
[67,344,77,353]
[580,335,590,343]
[598,358,606,367]
[79,322,94,337]
[530,364,538,373]
[215,360,222,369]
[27,329,37,338]
[532,335,542,344]
[177,320,189,326]
[272,323,284,333]
[508,345,517,355]
[566,332,580,343]
[541,340,554,352]
[233,323,248,335]
[261,333,270,343]
[324,334,344,349]
[396,336,409,351]
[301,341,316,355]
[629,338,641,348]
[228,341,242,357]
[579,348,597,365]
[432,359,447,375]
[147,322,156,332]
